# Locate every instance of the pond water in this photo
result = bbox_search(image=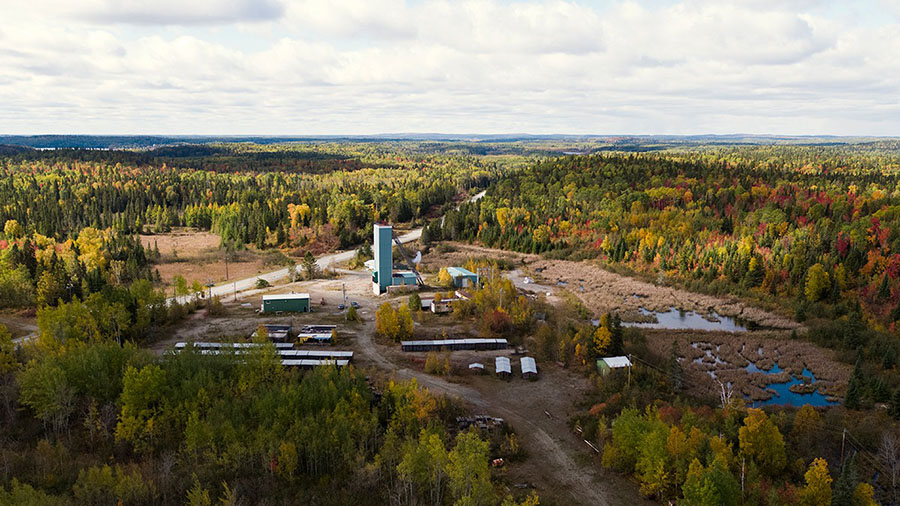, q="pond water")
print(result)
[746,364,839,407]
[623,307,748,332]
